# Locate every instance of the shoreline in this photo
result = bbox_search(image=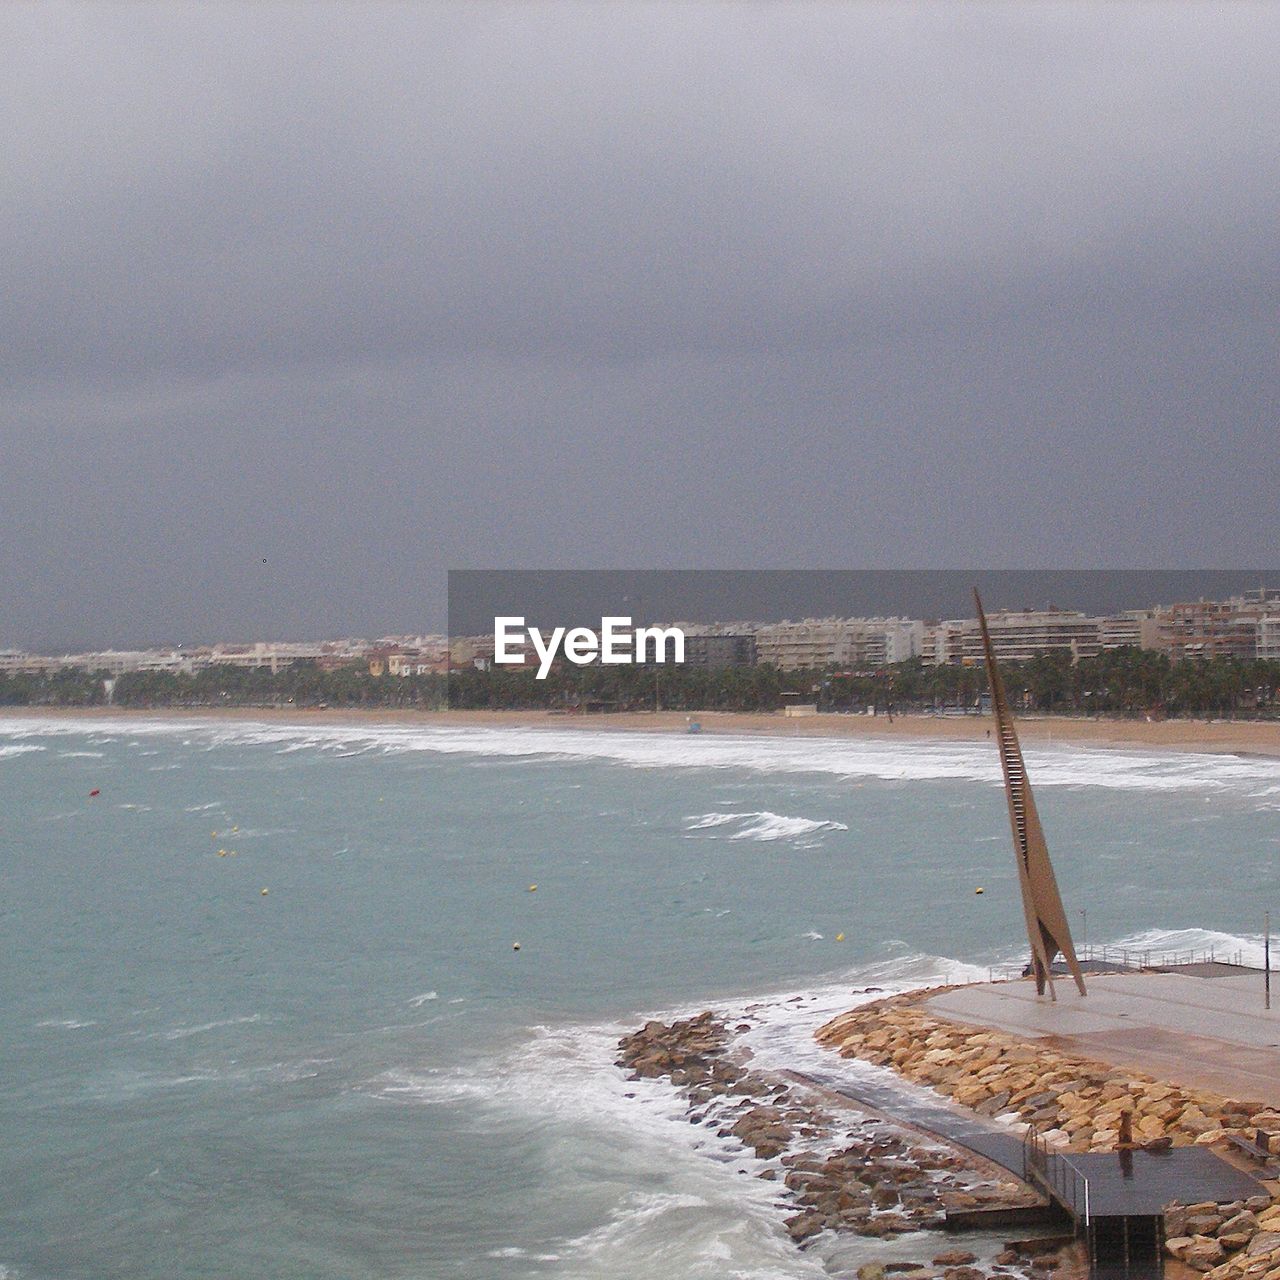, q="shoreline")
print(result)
[3,705,1280,758]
